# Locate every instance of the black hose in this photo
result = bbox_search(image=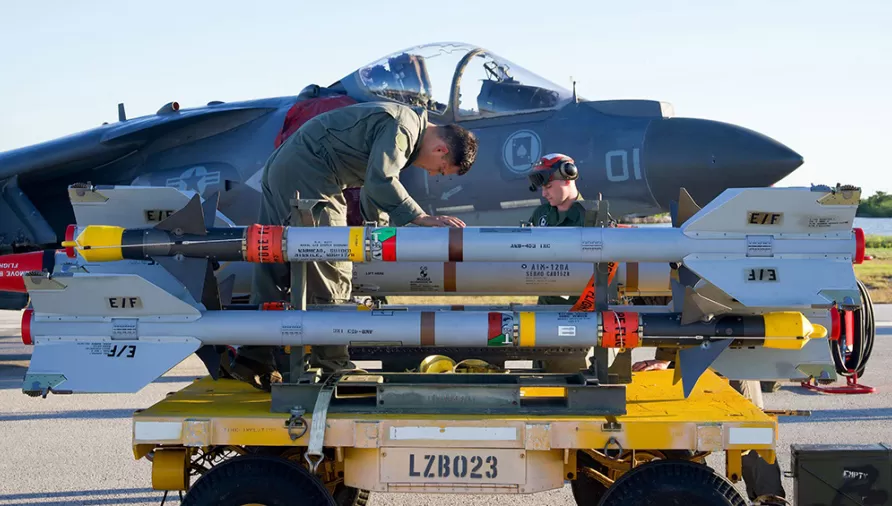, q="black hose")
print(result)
[830,278,875,378]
